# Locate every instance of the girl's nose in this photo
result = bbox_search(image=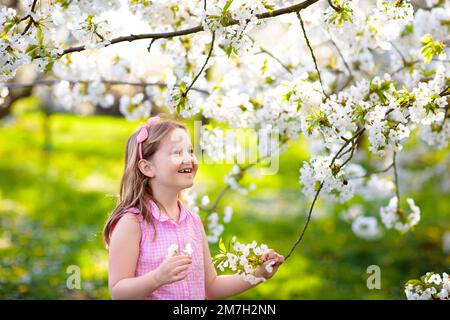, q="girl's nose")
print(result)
[183,151,196,164]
